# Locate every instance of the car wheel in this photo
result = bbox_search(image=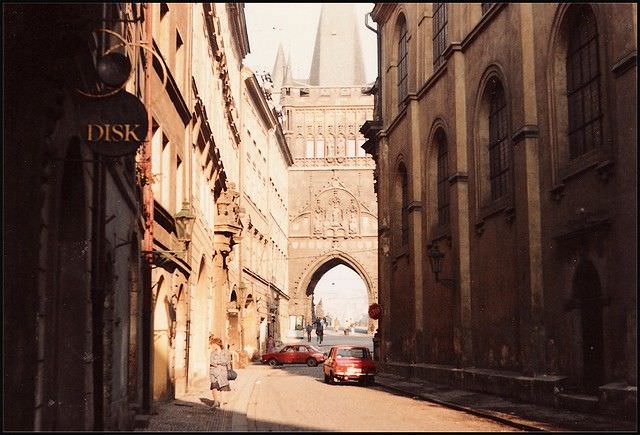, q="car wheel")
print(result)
[306,358,318,367]
[324,372,331,384]
[268,358,279,367]
[369,376,375,385]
